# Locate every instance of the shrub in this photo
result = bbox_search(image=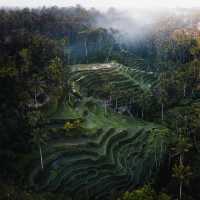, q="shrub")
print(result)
[118,185,171,200]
